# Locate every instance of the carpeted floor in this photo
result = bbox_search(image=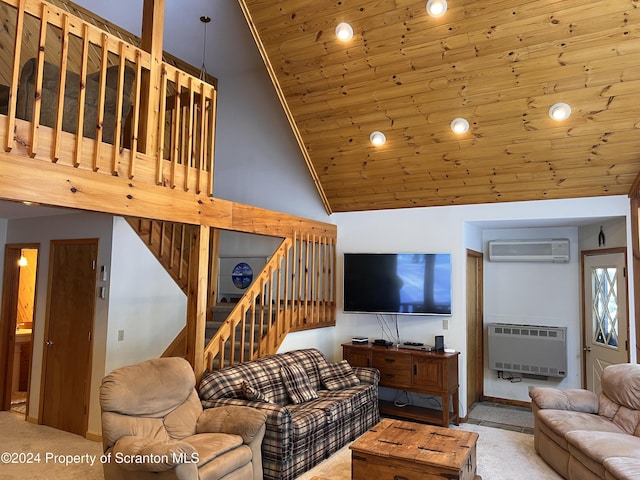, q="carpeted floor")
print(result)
[0,405,554,479]
[298,422,561,480]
